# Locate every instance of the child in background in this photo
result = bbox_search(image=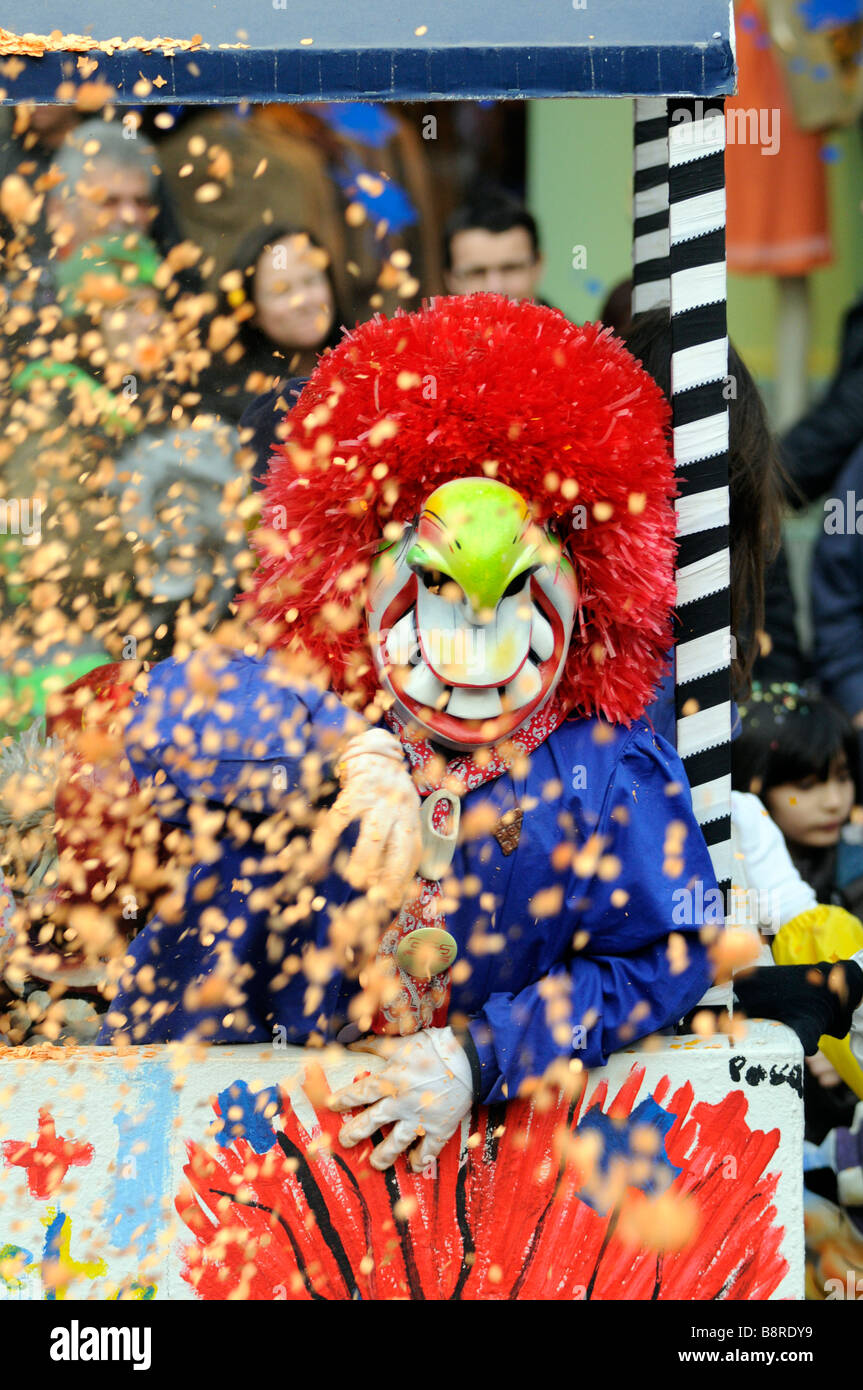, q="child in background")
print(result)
[733,684,863,1140]
[733,685,863,916]
[607,313,863,1094]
